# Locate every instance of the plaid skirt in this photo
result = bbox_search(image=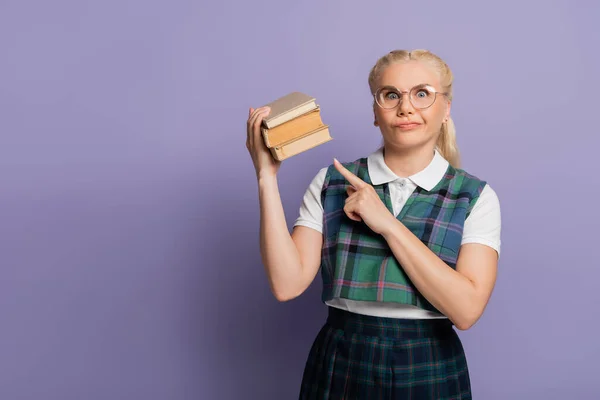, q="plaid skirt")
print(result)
[299,307,472,399]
